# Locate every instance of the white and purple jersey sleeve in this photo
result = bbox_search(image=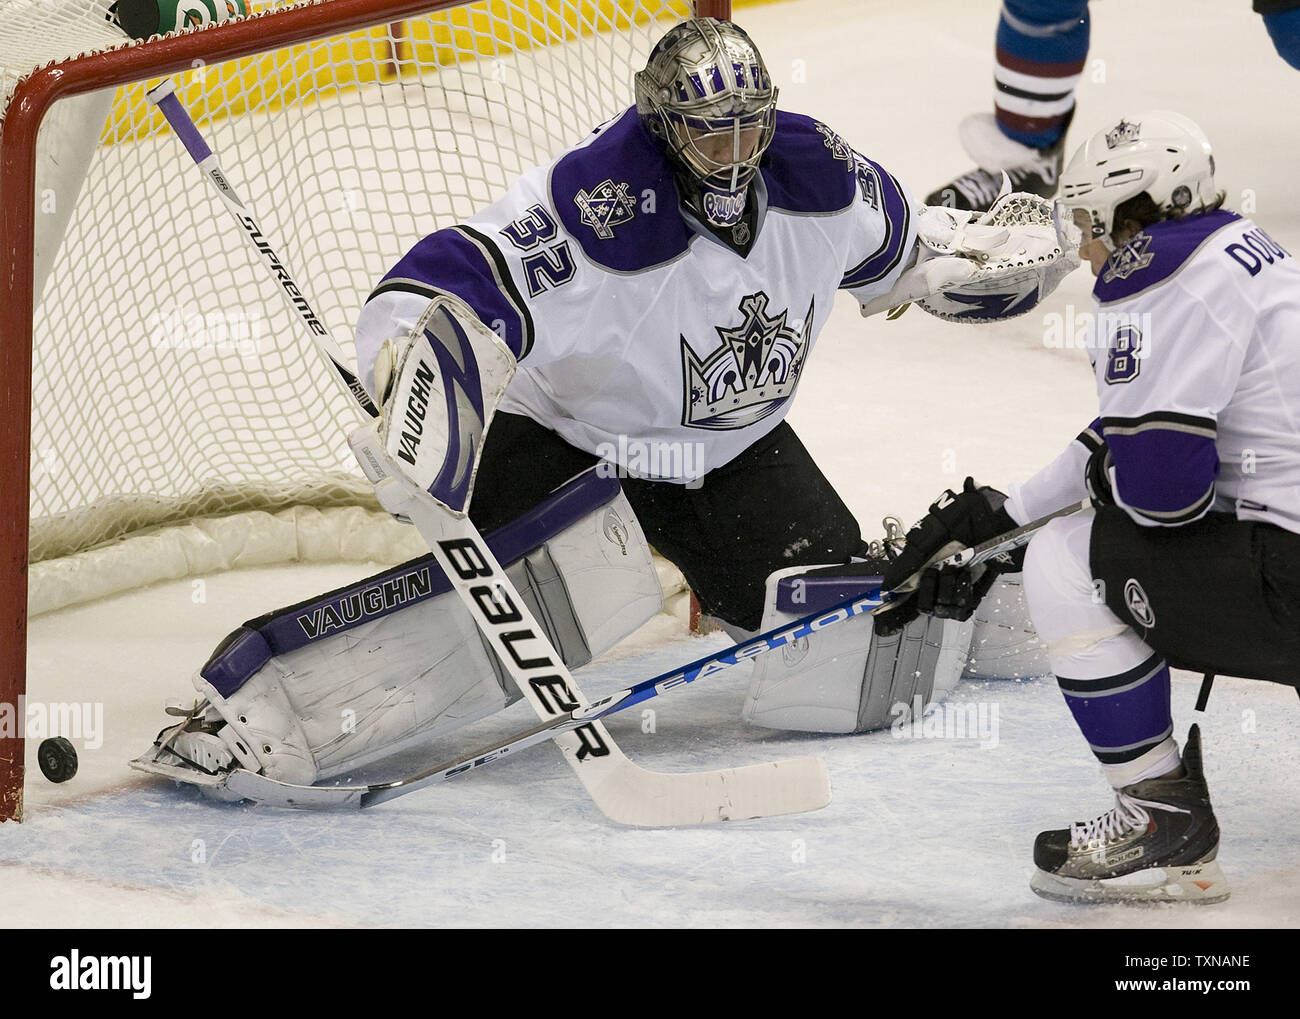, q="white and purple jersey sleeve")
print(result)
[1004,419,1101,525]
[815,132,919,309]
[352,179,550,397]
[1088,211,1300,533]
